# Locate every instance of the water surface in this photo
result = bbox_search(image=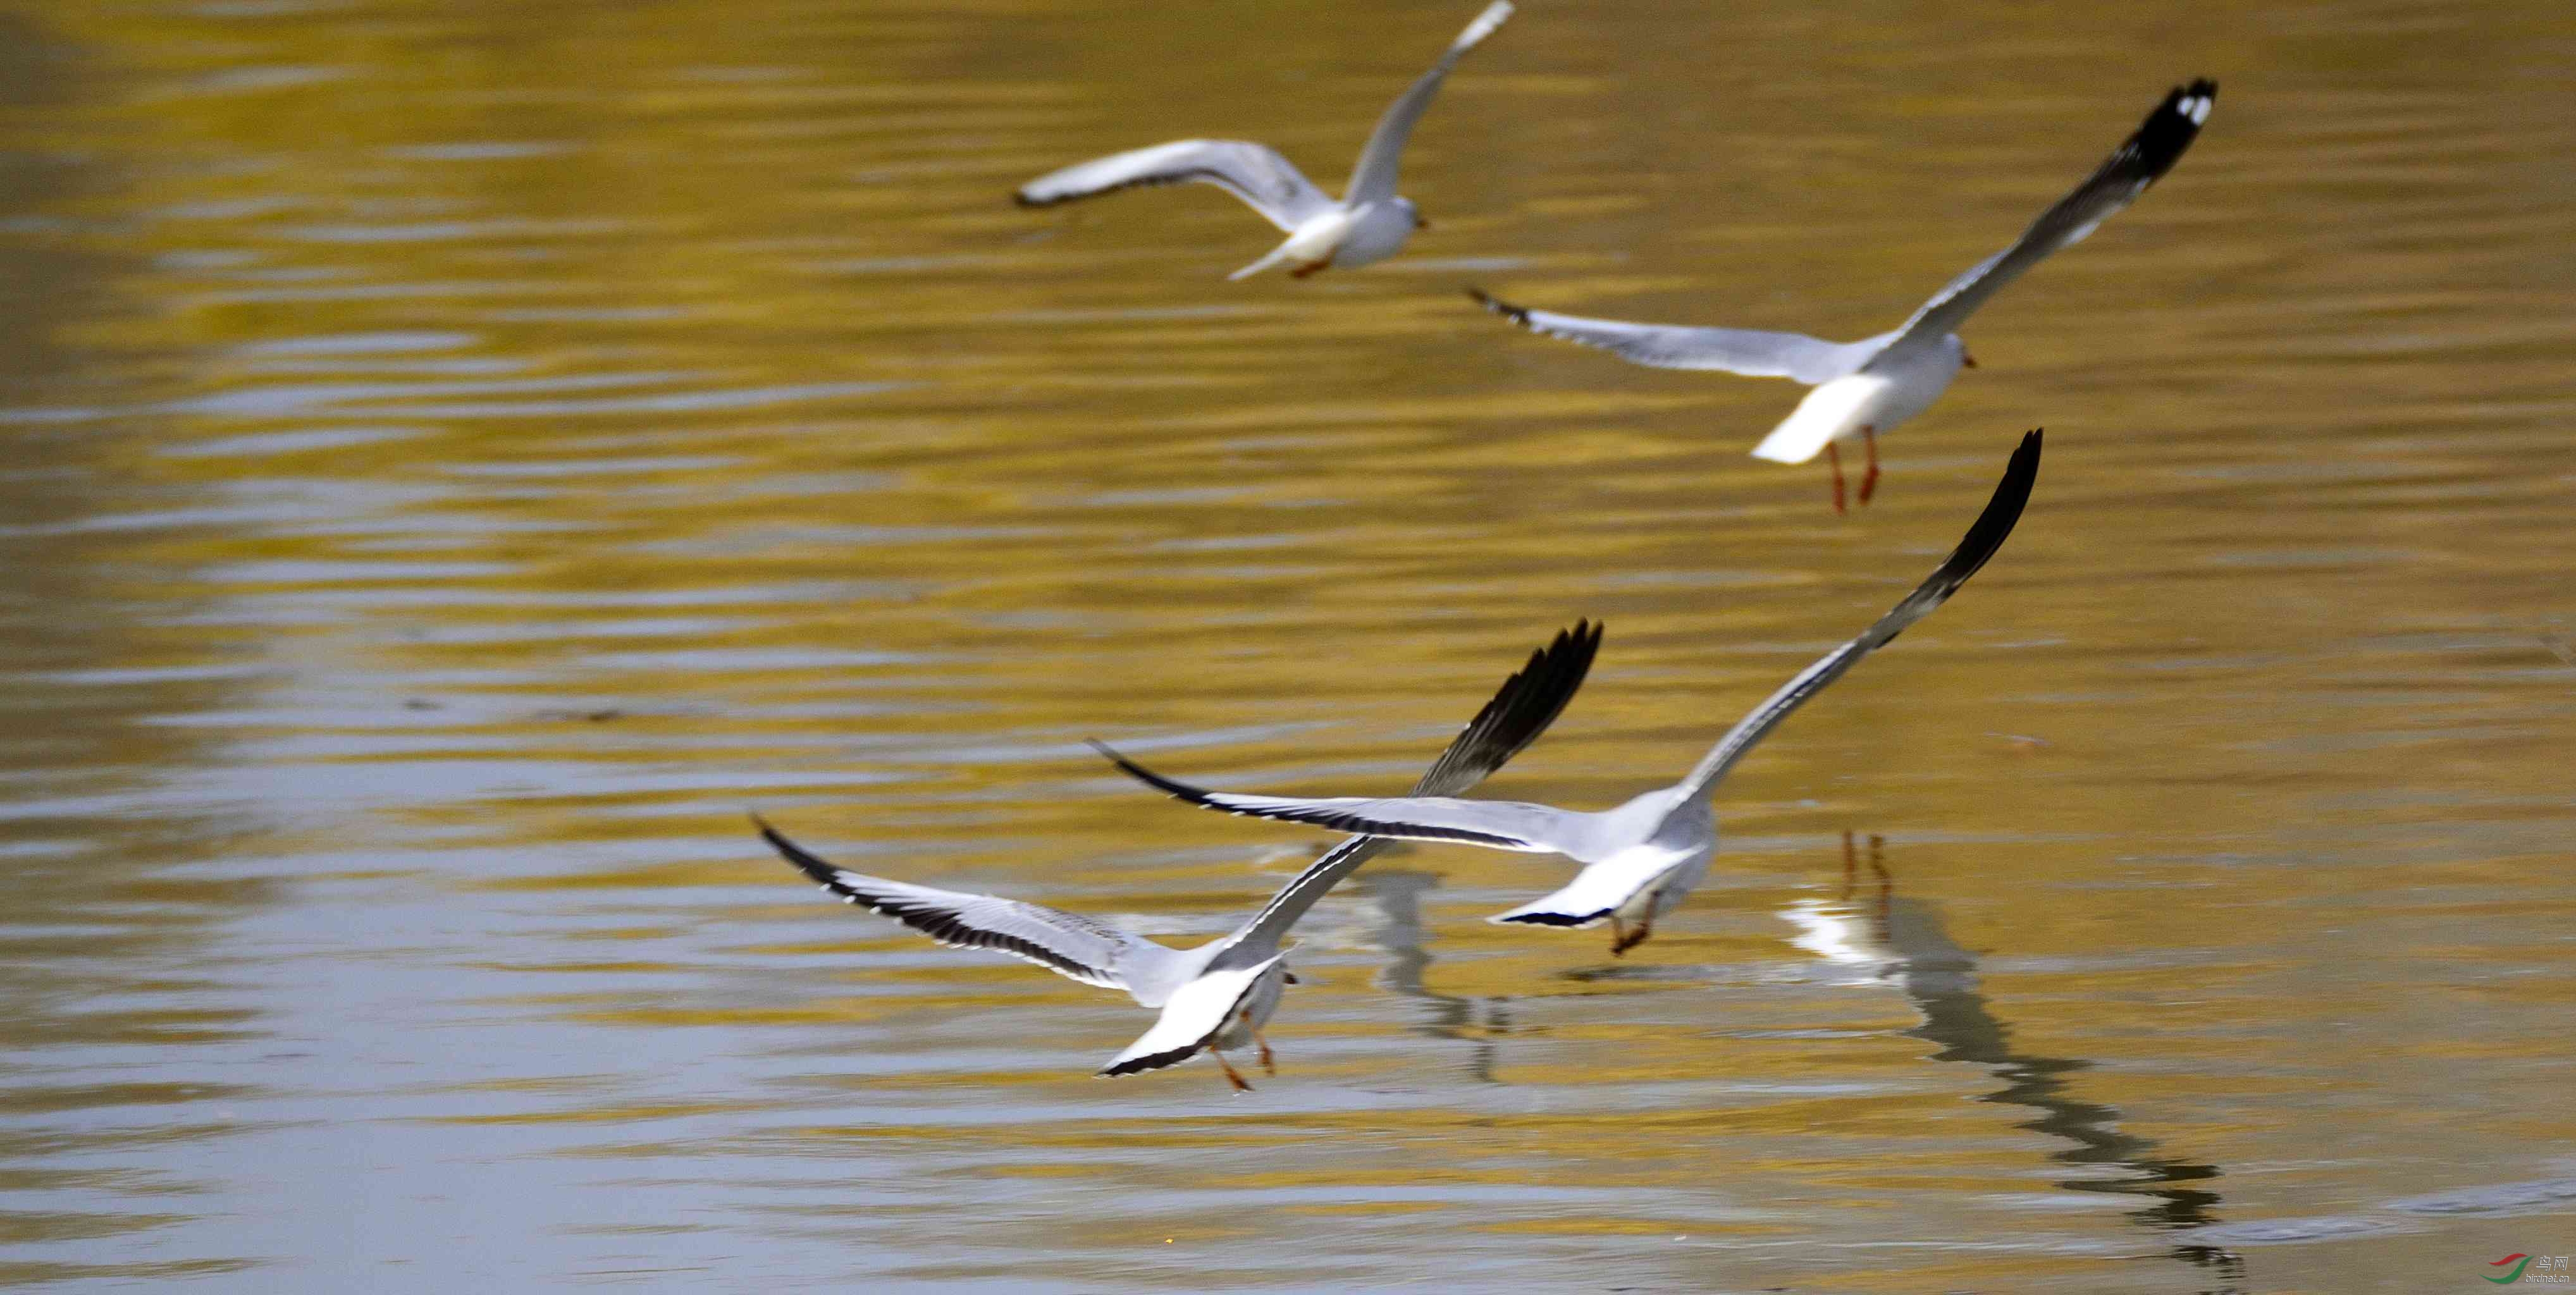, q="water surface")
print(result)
[3,0,2573,1290]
